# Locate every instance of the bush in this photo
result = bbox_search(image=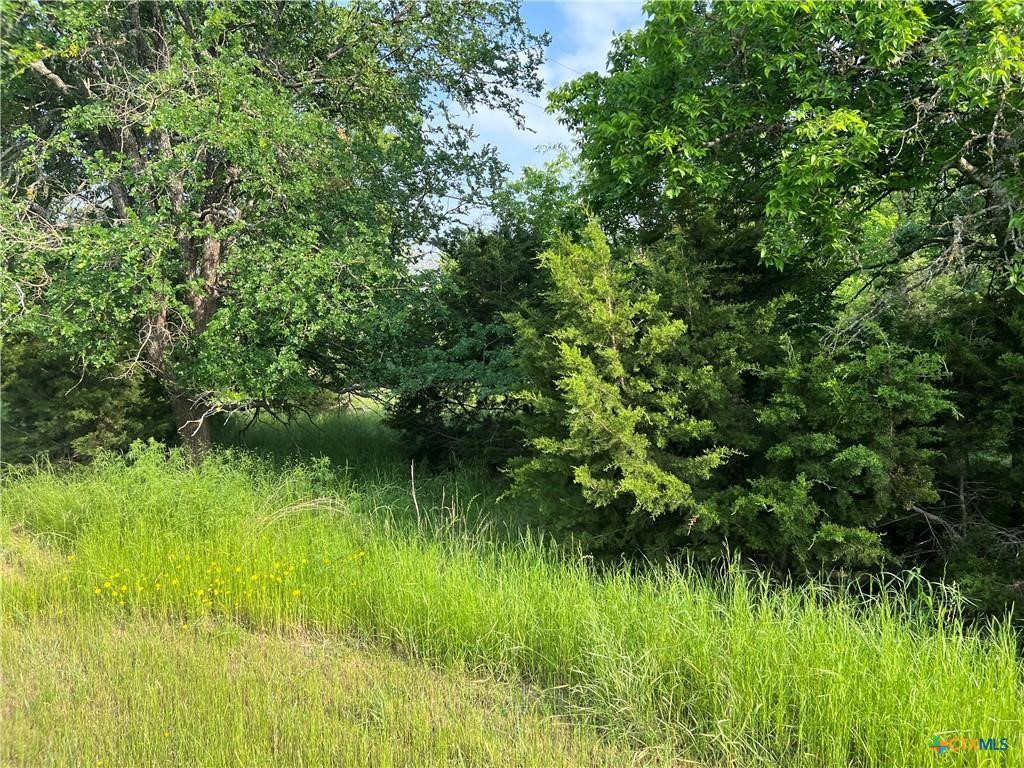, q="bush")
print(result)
[512,224,956,572]
[1,336,174,464]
